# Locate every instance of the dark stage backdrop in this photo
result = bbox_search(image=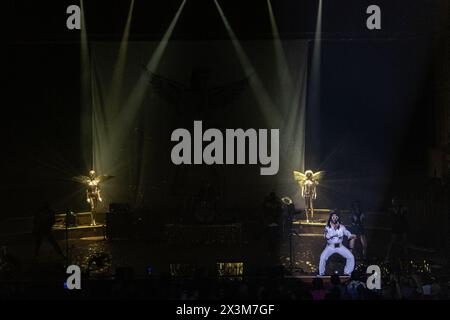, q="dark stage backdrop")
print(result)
[87,36,432,220]
[87,40,308,221]
[307,38,434,210]
[4,39,436,220]
[89,38,435,220]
